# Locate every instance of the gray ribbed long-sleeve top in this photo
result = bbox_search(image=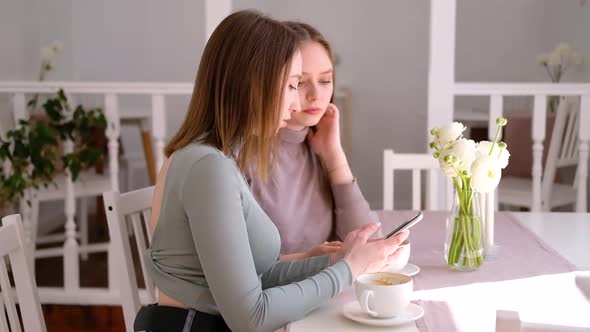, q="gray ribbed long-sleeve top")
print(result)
[145,143,353,332]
